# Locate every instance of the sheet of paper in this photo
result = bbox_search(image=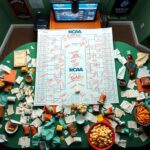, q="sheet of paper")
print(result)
[137,66,150,78]
[65,136,74,146]
[117,65,126,79]
[31,118,42,127]
[120,101,134,114]
[14,50,27,67]
[85,112,97,123]
[16,76,23,84]
[118,140,127,148]
[139,133,148,142]
[18,136,30,148]
[7,104,14,115]
[34,28,119,105]
[65,115,76,124]
[127,79,135,89]
[128,121,137,129]
[0,64,11,73]
[84,125,90,133]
